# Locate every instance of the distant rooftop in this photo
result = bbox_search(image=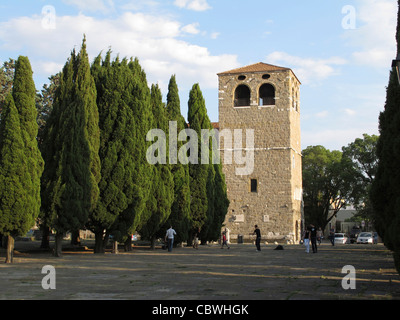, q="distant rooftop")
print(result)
[217,62,290,75]
[217,62,300,83]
